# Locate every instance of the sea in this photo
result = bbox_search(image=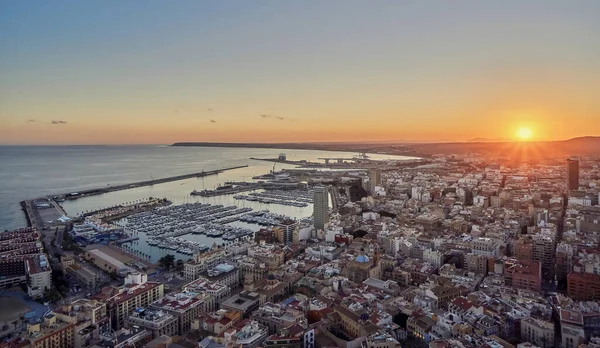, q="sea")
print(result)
[0,145,413,261]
